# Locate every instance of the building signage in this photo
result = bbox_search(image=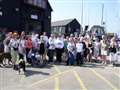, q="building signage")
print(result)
[30,14,38,20]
